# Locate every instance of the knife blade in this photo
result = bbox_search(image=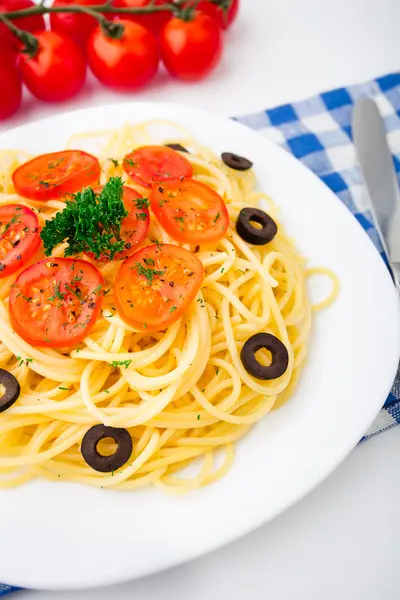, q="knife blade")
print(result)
[353,97,400,288]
